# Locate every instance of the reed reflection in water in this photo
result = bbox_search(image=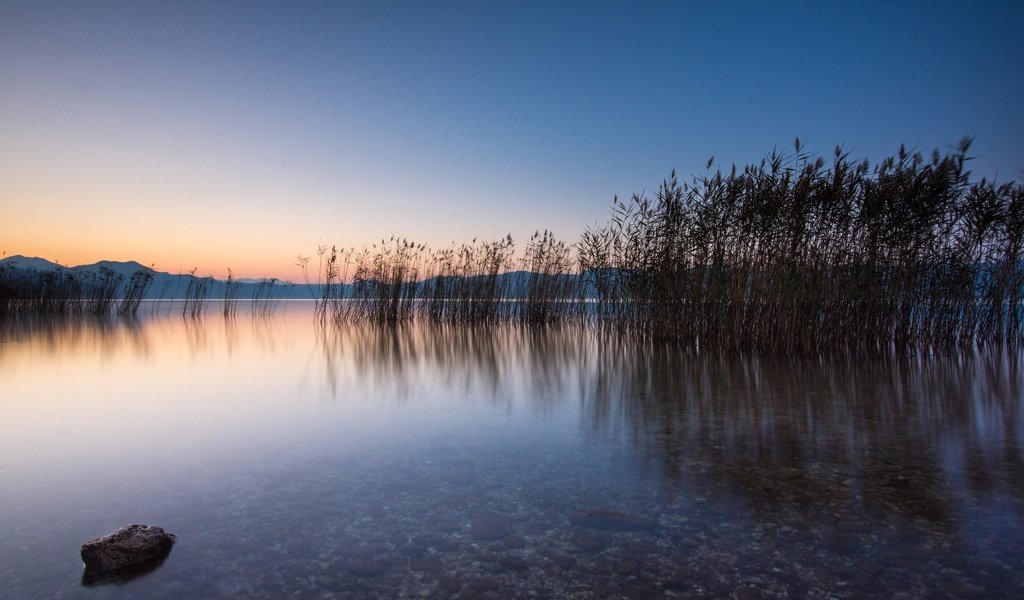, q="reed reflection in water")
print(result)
[0,304,1021,598]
